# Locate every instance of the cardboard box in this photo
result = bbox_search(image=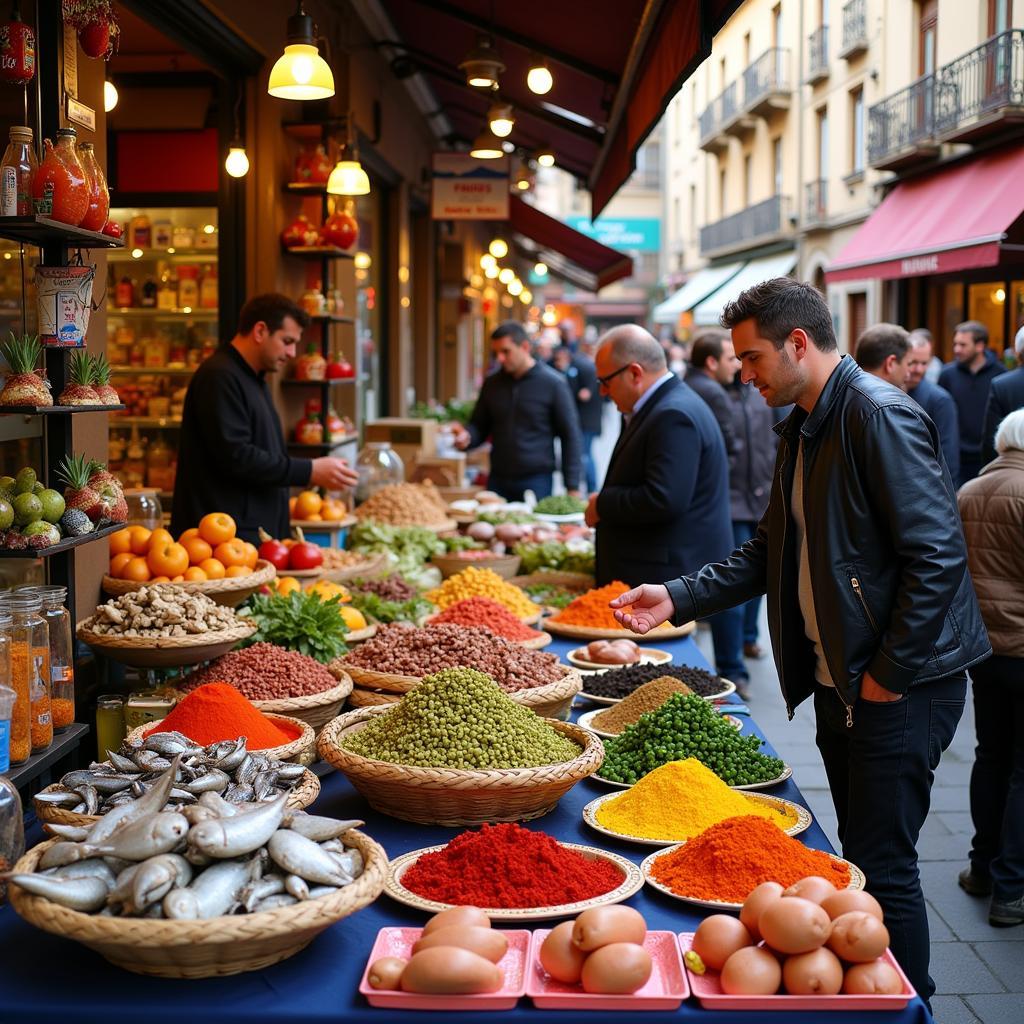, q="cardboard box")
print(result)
[365,418,439,478]
[412,454,466,487]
